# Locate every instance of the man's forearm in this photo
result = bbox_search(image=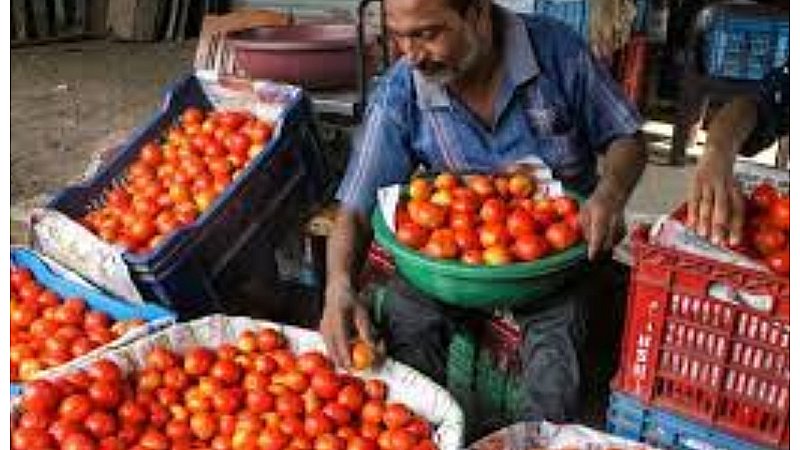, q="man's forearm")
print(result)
[596,134,647,204]
[326,207,372,288]
[706,96,759,157]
